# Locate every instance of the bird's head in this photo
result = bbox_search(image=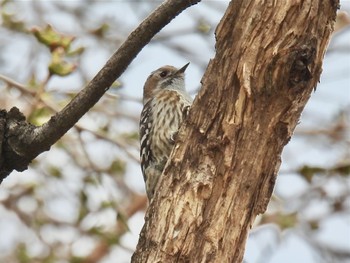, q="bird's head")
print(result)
[143,63,189,104]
